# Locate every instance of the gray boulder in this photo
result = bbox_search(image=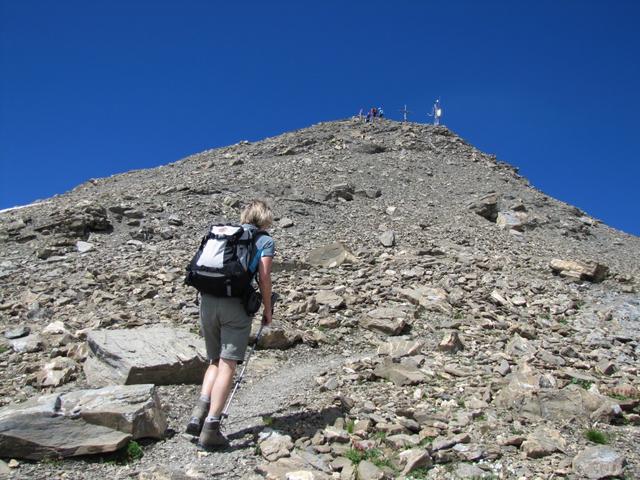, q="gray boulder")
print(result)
[572,446,626,479]
[258,430,294,462]
[398,448,432,475]
[306,242,357,268]
[495,362,620,422]
[0,384,165,460]
[256,326,303,350]
[37,357,79,387]
[373,359,426,386]
[256,455,332,480]
[357,460,384,480]
[60,384,167,439]
[520,427,566,458]
[377,339,423,359]
[496,211,527,231]
[4,325,30,339]
[379,230,396,247]
[279,217,295,228]
[9,333,43,353]
[360,308,408,335]
[467,193,499,222]
[354,143,385,154]
[437,332,464,353]
[396,285,452,314]
[326,183,355,201]
[84,327,207,386]
[549,258,609,282]
[315,290,345,310]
